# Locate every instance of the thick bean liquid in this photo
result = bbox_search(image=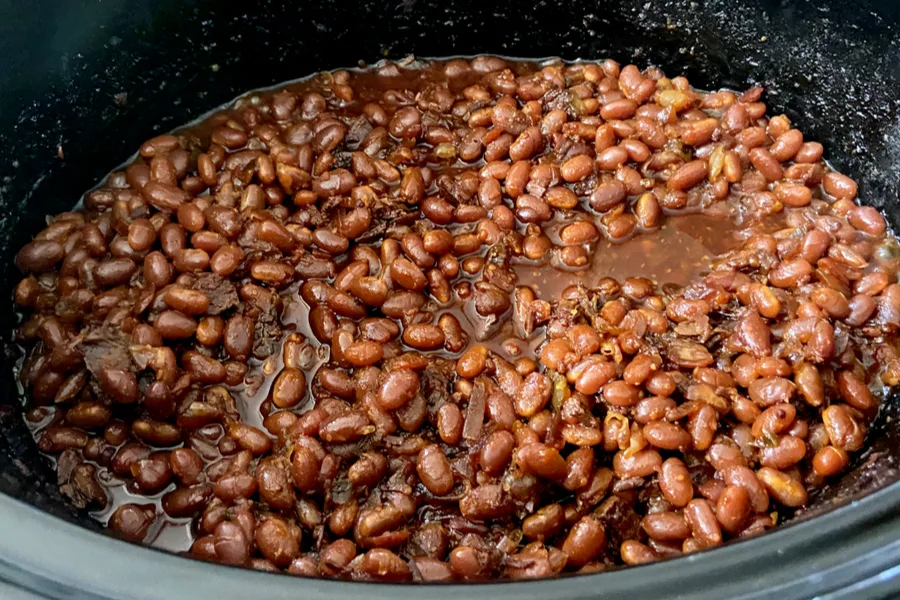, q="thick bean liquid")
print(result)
[14,56,900,581]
